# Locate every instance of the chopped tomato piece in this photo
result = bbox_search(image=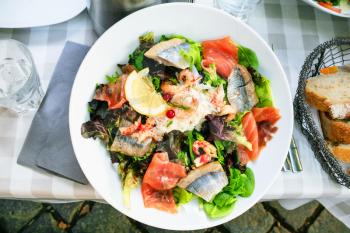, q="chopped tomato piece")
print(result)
[320,66,338,75]
[252,107,281,125]
[94,74,127,109]
[240,112,259,161]
[141,183,177,213]
[143,152,186,191]
[202,37,238,78]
